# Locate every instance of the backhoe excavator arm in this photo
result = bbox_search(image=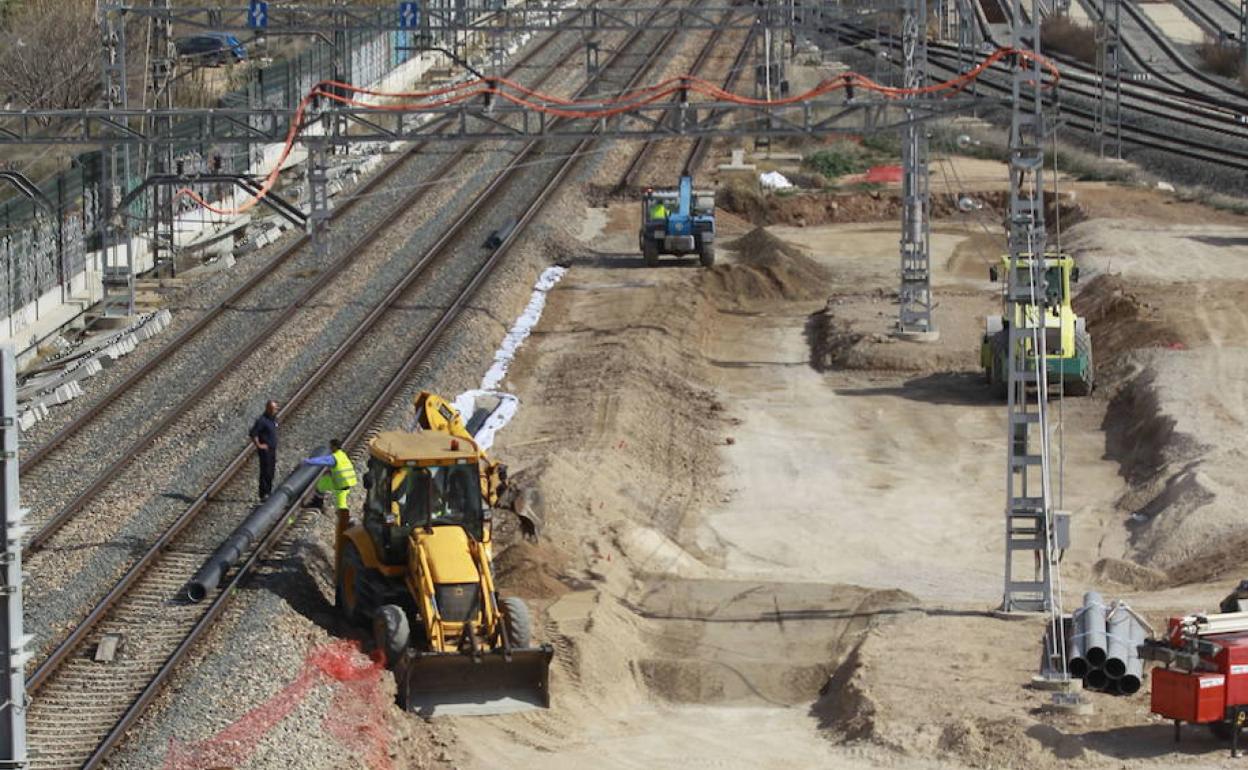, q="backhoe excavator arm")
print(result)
[412,391,508,507]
